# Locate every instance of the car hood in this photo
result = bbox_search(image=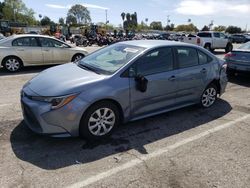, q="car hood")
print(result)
[26,63,107,96]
